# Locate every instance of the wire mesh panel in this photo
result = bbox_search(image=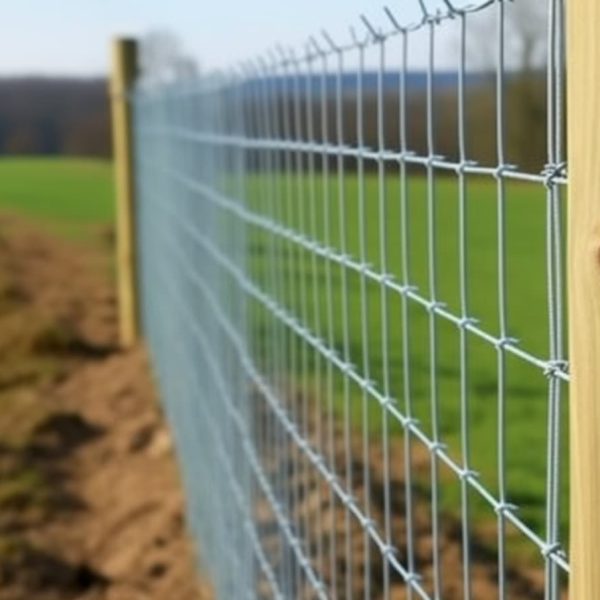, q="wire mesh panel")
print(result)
[133,0,568,597]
